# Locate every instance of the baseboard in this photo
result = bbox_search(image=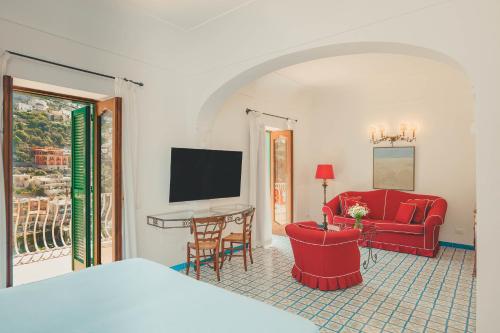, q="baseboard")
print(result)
[439,241,475,250]
[170,245,245,271]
